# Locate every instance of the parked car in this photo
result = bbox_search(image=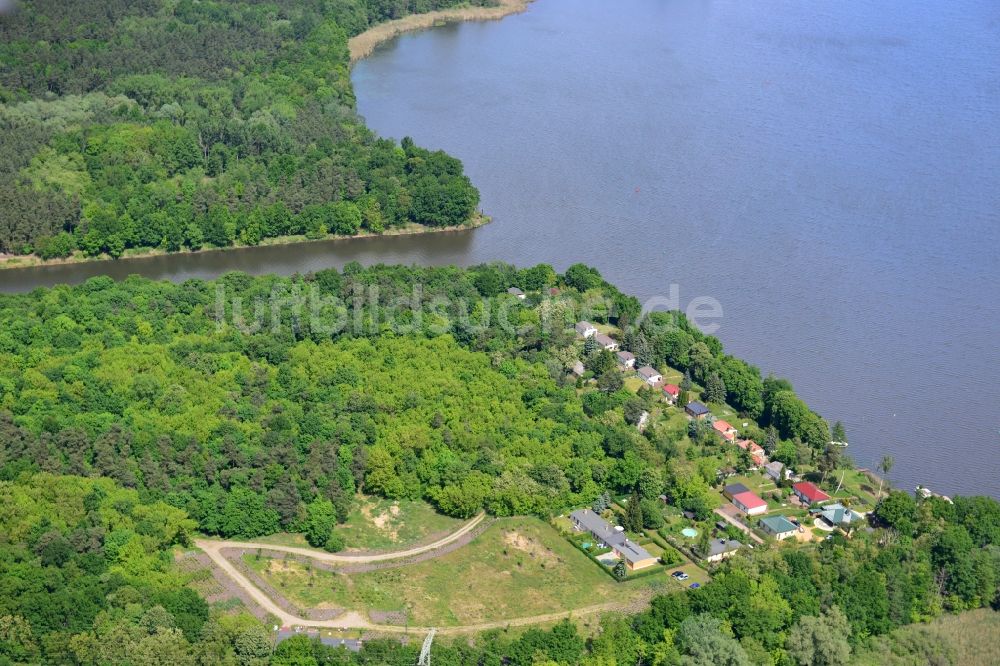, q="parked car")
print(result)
[689,582,701,589]
[671,571,690,581]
